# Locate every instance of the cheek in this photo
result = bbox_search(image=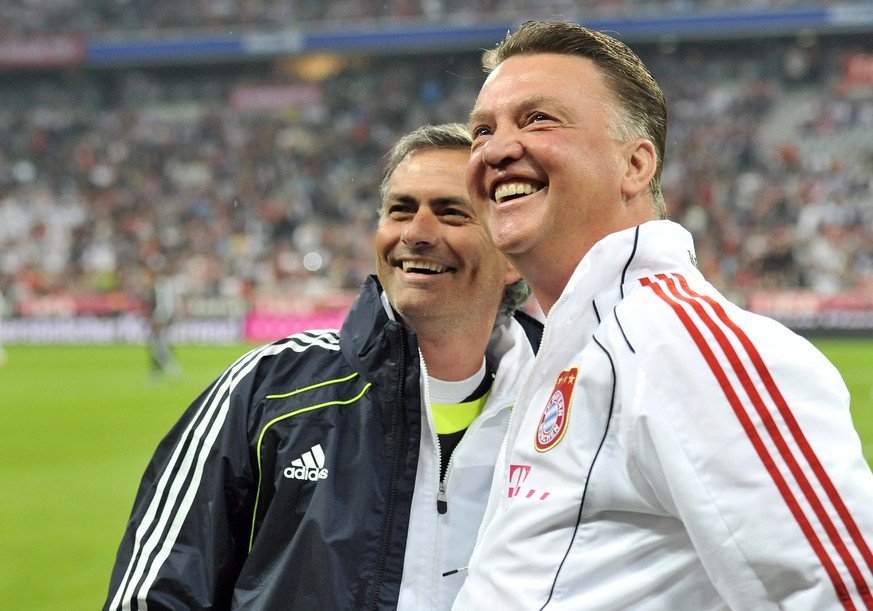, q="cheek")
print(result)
[474,240,510,279]
[466,155,487,199]
[373,234,397,280]
[374,225,395,256]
